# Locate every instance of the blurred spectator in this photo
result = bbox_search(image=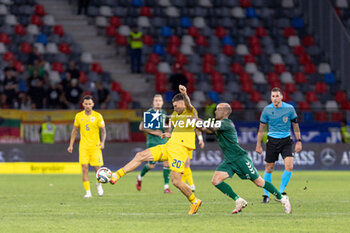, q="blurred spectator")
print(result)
[3,69,18,108]
[62,72,74,90]
[28,59,46,78]
[18,92,31,110]
[96,82,111,109]
[28,78,46,109]
[77,0,90,15]
[168,64,188,95]
[27,69,44,90]
[4,60,17,74]
[341,120,350,143]
[66,61,80,79]
[27,46,42,66]
[129,26,143,73]
[63,79,83,109]
[47,82,64,109]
